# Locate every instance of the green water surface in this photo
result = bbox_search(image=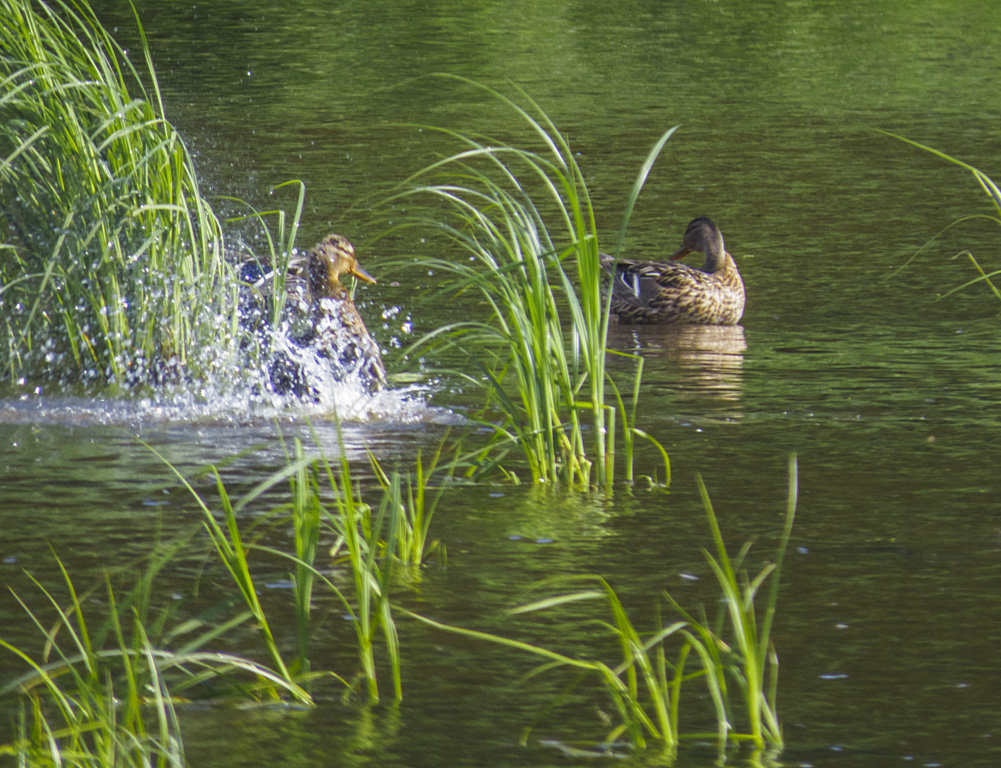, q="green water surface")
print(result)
[2,1,1000,766]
